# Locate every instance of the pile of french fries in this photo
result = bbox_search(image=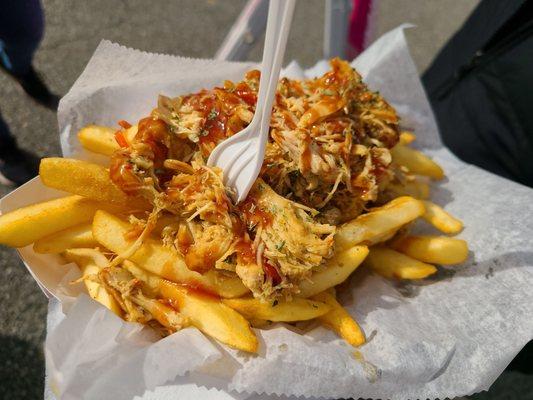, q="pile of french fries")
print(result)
[0,125,467,353]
